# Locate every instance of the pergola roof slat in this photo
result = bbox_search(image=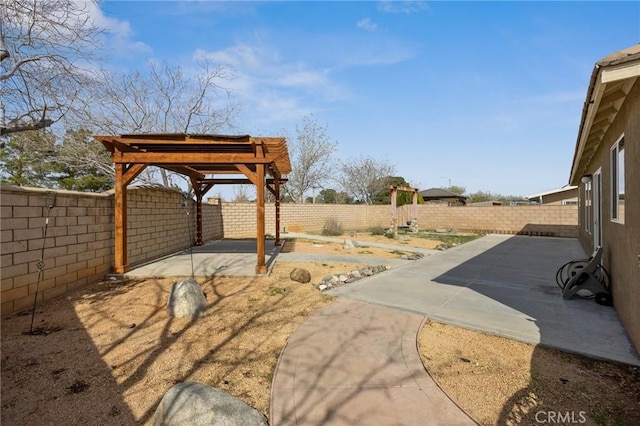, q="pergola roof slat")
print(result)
[96,133,291,176]
[95,133,290,276]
